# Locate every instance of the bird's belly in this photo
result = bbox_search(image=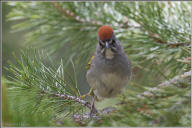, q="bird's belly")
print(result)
[87,55,131,99]
[94,73,129,99]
